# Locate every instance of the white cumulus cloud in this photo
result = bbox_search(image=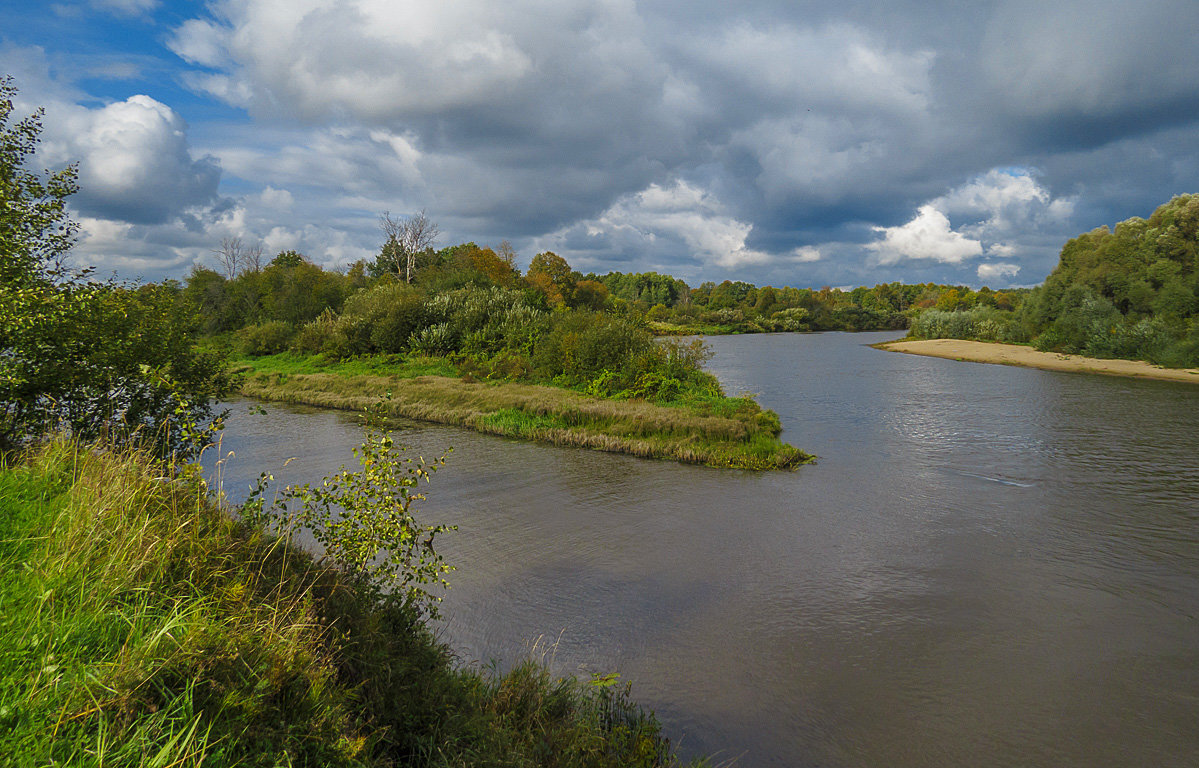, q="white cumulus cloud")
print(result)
[537,180,775,274]
[171,0,554,118]
[258,186,293,210]
[867,205,982,265]
[34,94,222,225]
[977,262,1021,282]
[74,96,221,224]
[168,19,229,68]
[936,167,1074,238]
[867,167,1074,273]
